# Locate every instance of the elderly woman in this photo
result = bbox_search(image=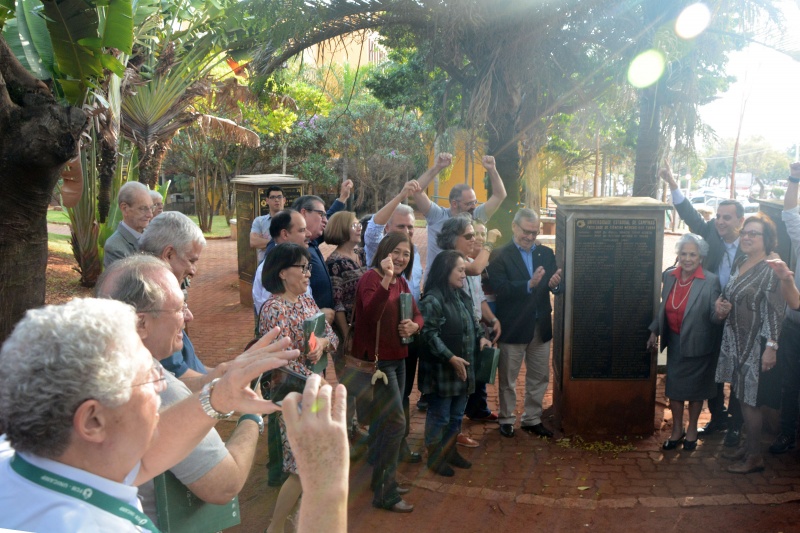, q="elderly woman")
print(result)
[648,234,722,451]
[714,214,790,473]
[353,231,423,513]
[420,250,492,477]
[324,211,370,442]
[259,243,338,533]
